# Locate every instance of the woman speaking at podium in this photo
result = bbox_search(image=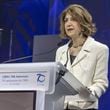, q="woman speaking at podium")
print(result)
[55,4,109,110]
